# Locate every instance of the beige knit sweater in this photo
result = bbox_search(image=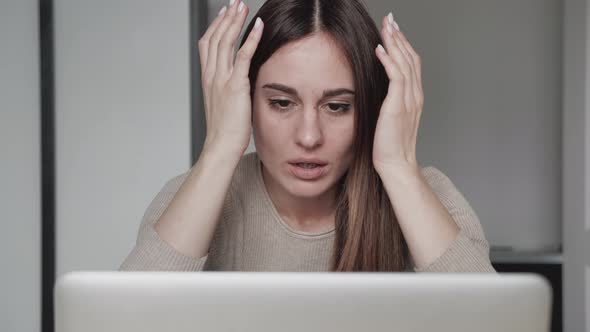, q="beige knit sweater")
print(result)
[119,152,496,273]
